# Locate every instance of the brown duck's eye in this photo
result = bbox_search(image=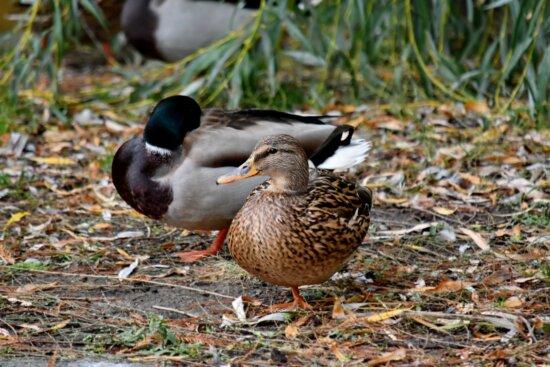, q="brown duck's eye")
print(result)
[267,148,278,155]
